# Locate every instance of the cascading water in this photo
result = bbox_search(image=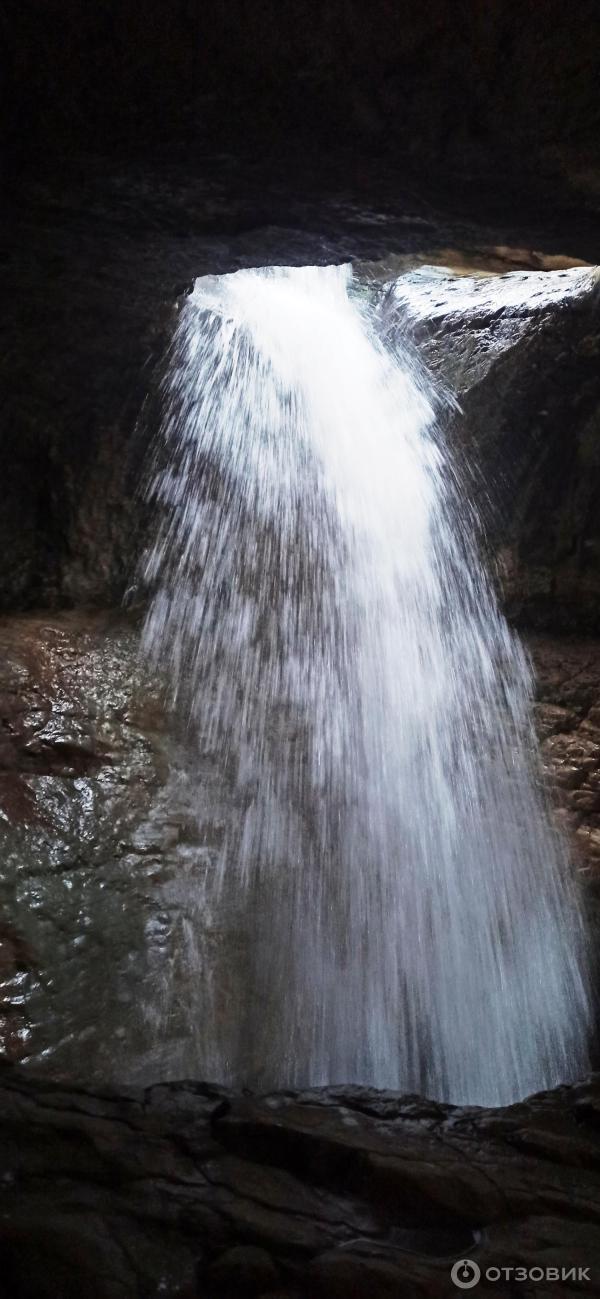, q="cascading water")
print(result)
[142,264,590,1105]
